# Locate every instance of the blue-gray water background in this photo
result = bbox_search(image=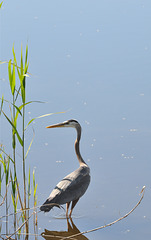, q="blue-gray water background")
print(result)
[0,0,151,239]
